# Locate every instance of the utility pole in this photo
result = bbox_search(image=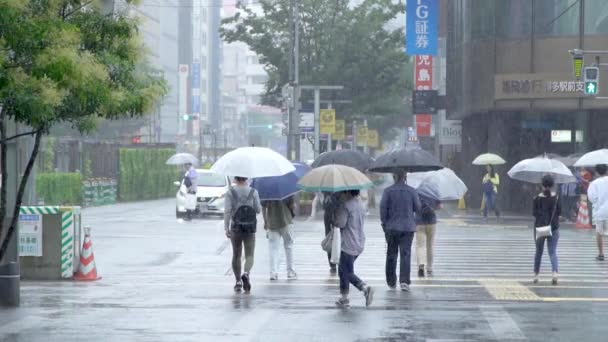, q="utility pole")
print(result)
[286,0,301,161]
[326,102,333,153]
